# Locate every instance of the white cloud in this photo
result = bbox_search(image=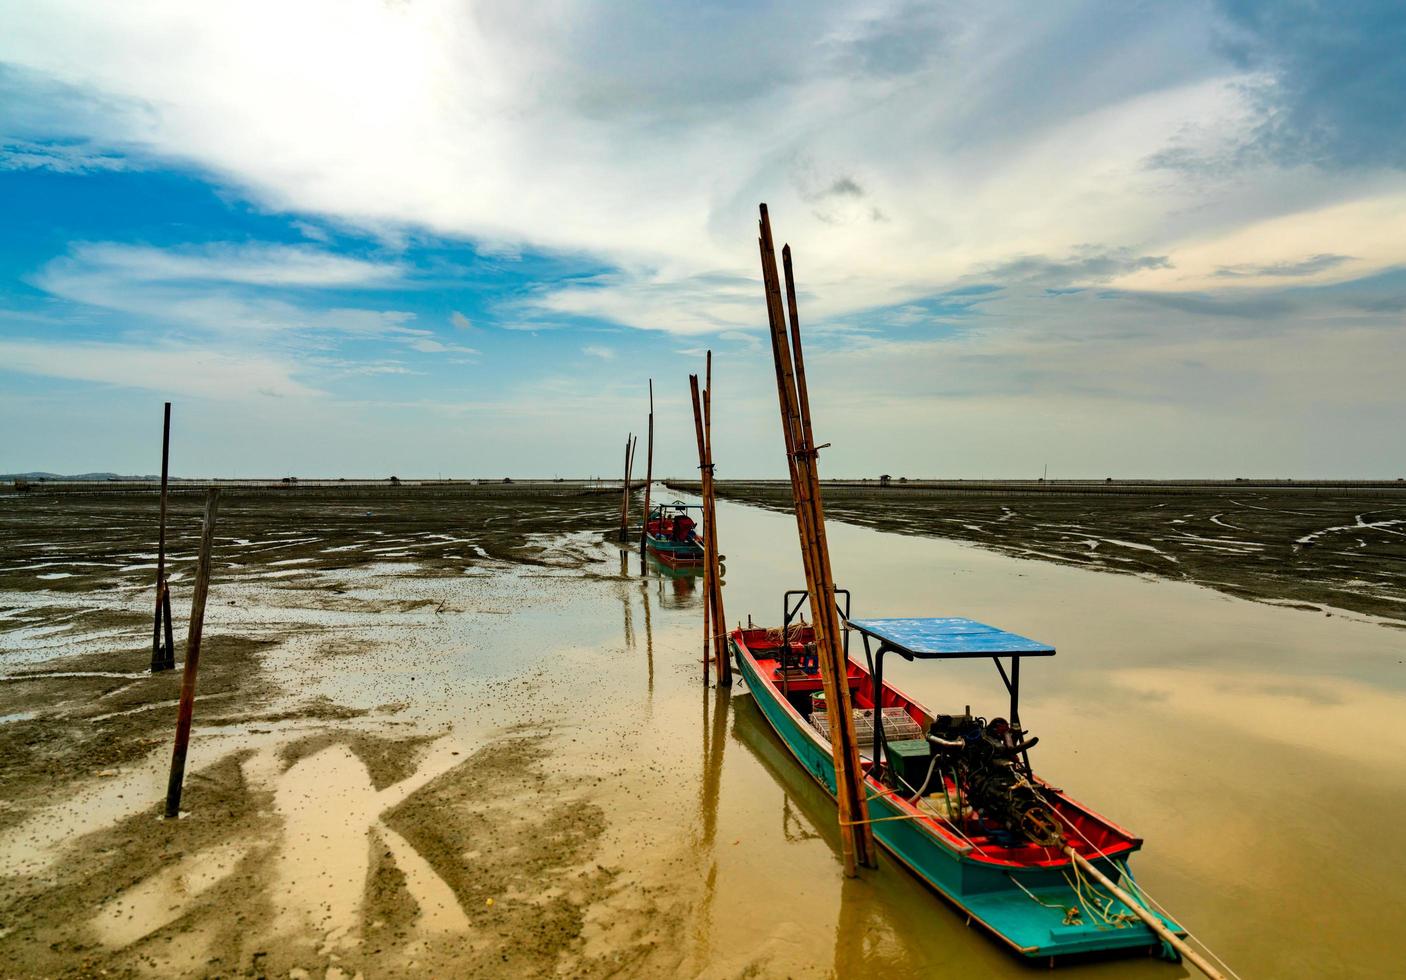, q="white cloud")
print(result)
[581,345,615,360]
[449,310,474,331]
[408,337,479,355]
[6,1,1402,336]
[0,137,127,173]
[0,339,318,400]
[32,241,414,338]
[47,241,401,289]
